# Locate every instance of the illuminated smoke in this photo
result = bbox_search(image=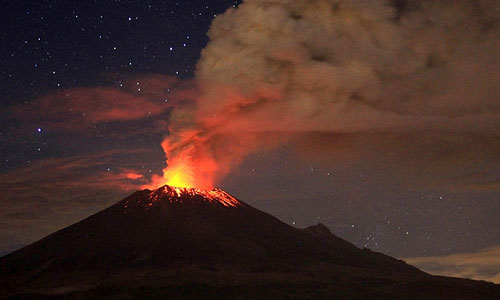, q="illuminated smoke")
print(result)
[151,0,500,188]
